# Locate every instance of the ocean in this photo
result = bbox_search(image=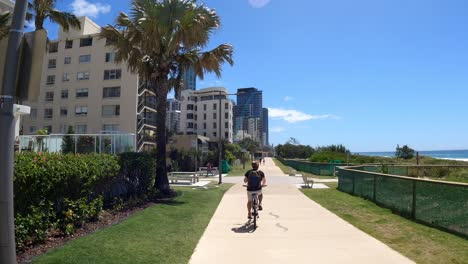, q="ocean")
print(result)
[356,150,468,162]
